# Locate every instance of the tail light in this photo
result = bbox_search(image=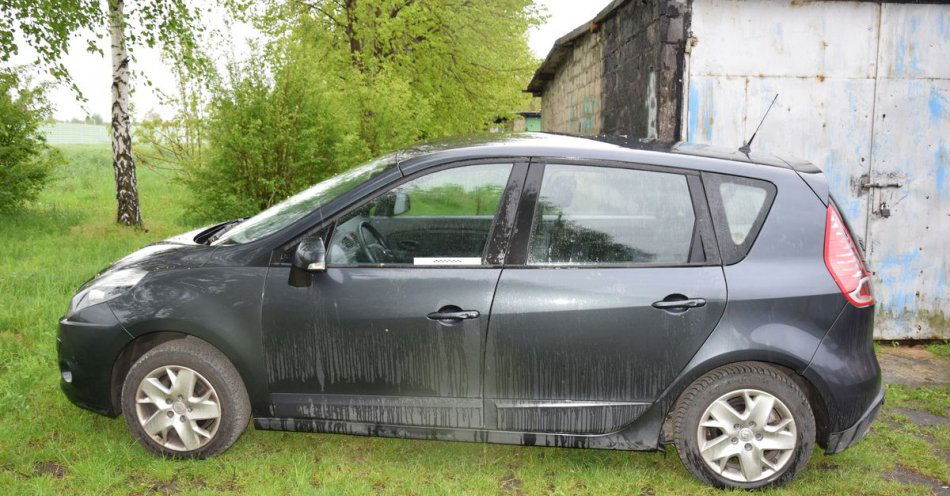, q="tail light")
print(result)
[824,203,875,307]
